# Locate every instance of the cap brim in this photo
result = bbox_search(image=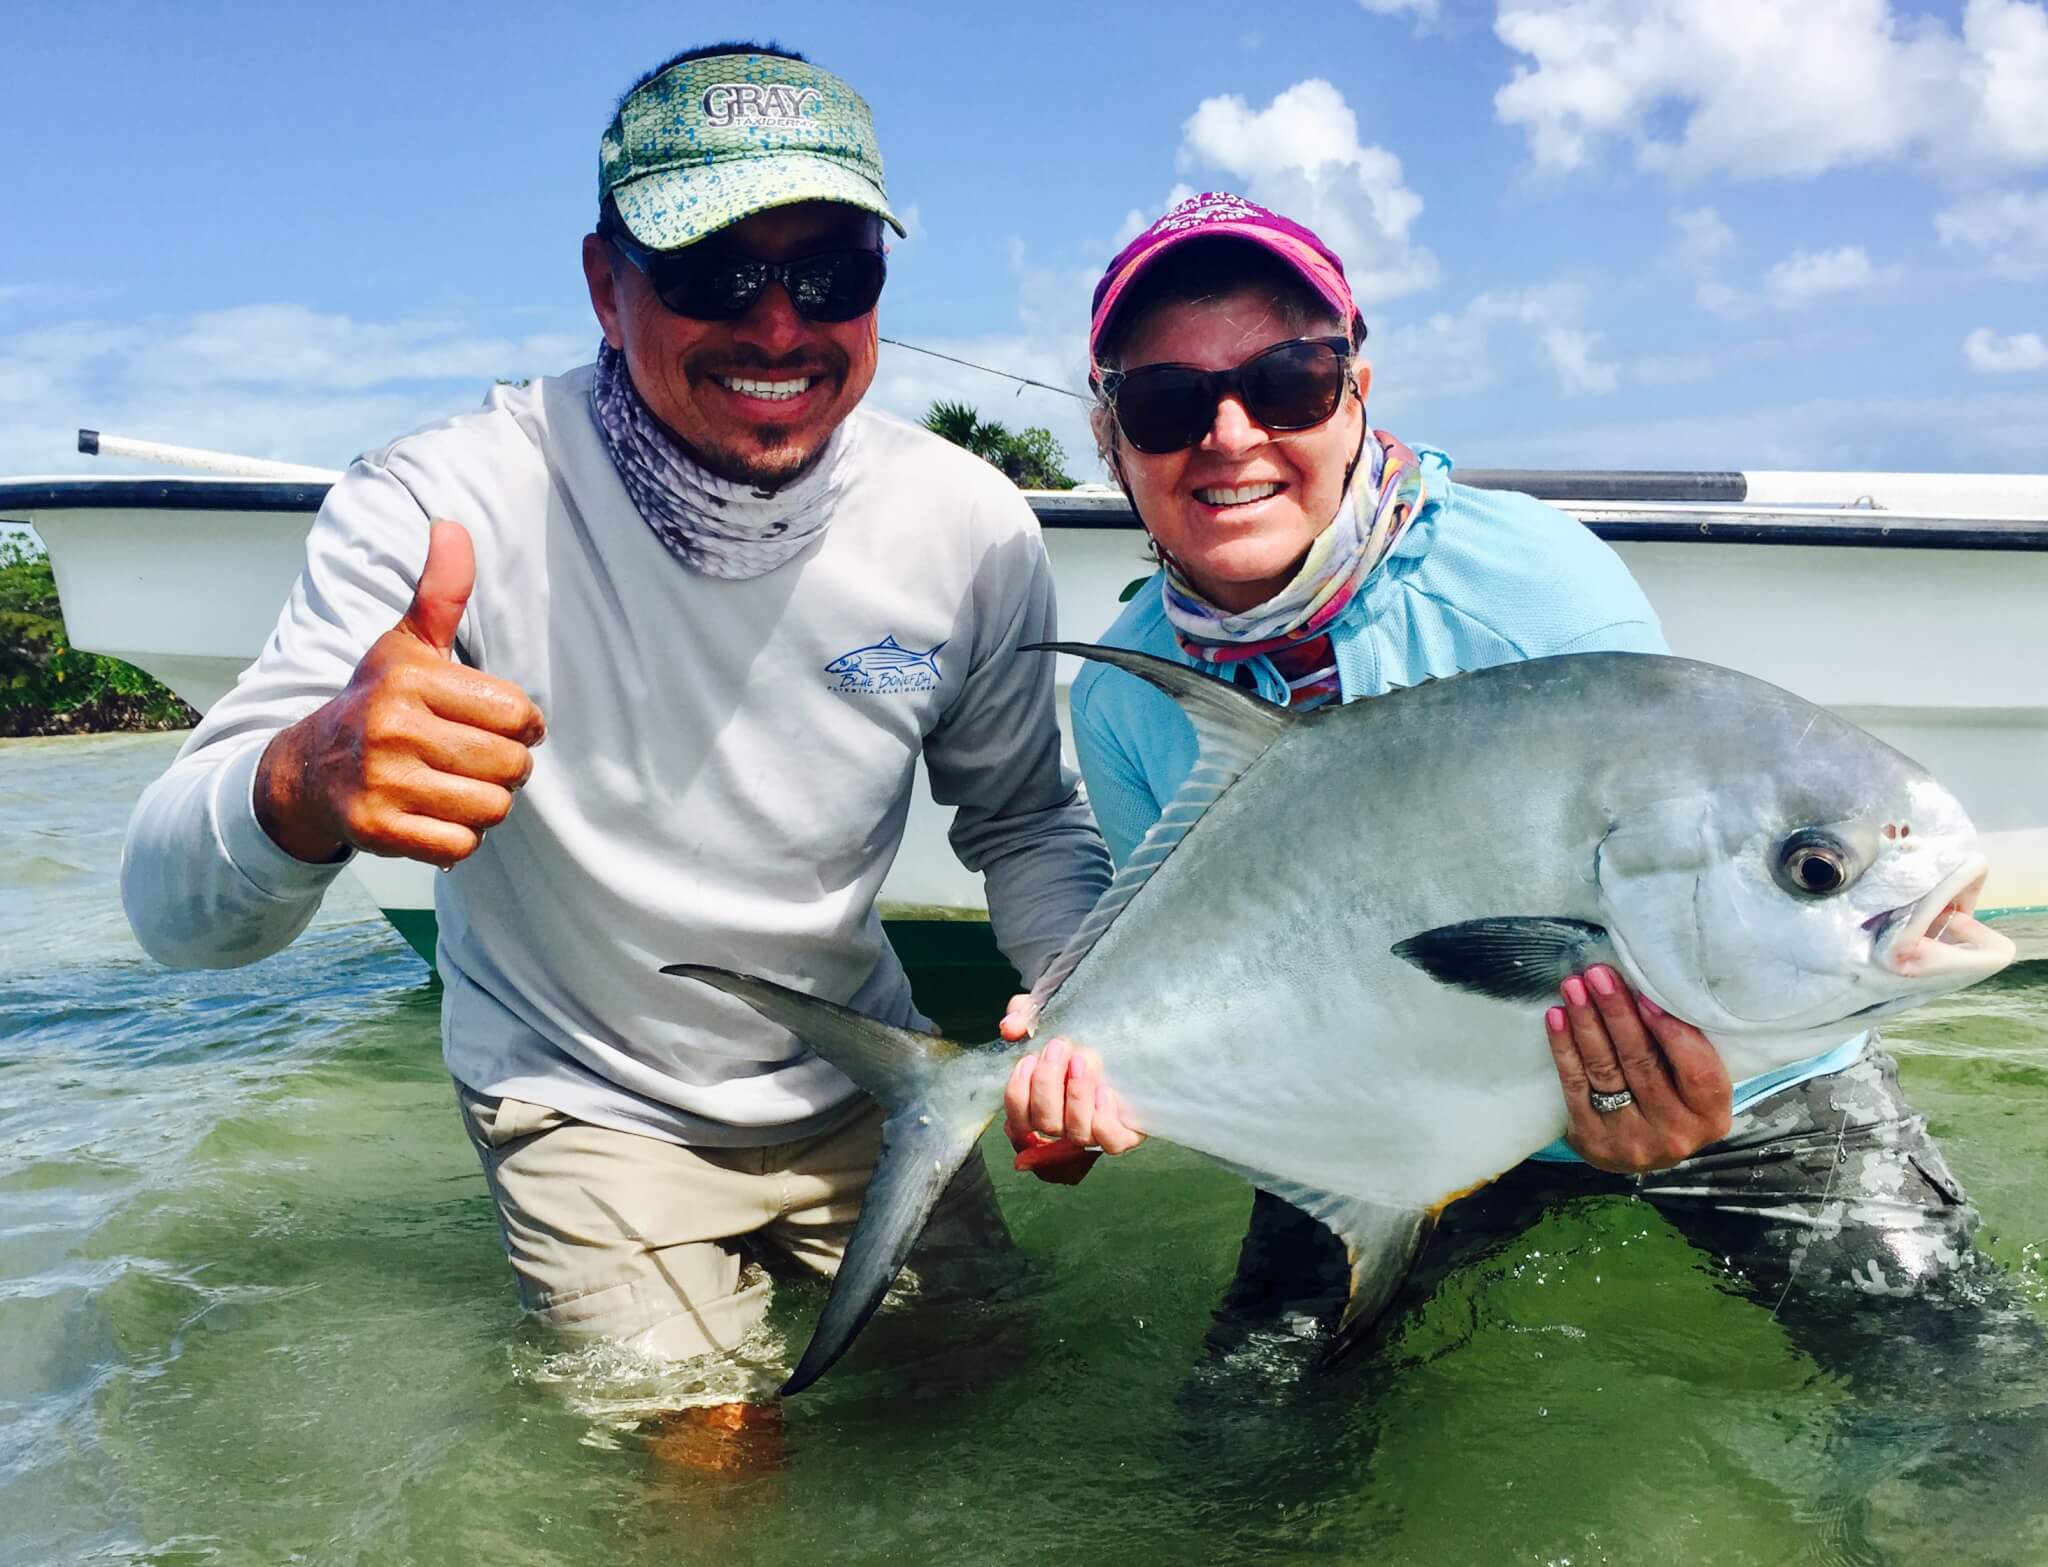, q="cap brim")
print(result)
[612,153,905,250]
